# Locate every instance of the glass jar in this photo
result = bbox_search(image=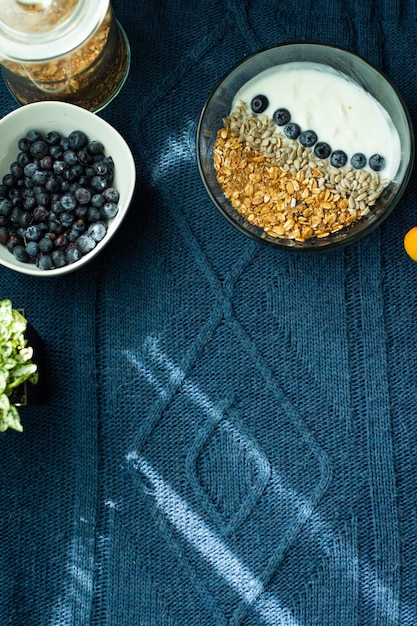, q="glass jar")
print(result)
[0,0,130,112]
